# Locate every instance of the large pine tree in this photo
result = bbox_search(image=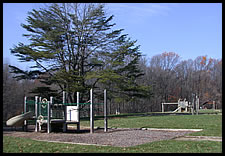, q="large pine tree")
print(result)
[10,3,151,103]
